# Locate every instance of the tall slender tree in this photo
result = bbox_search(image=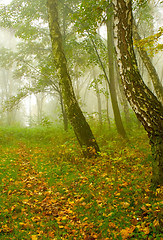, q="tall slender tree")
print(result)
[133,20,163,104]
[106,7,127,138]
[47,0,100,157]
[113,0,163,186]
[72,1,127,137]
